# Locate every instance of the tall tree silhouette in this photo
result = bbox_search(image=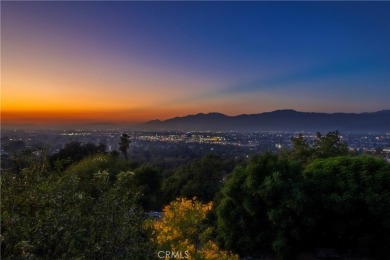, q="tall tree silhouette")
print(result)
[118,133,131,160]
